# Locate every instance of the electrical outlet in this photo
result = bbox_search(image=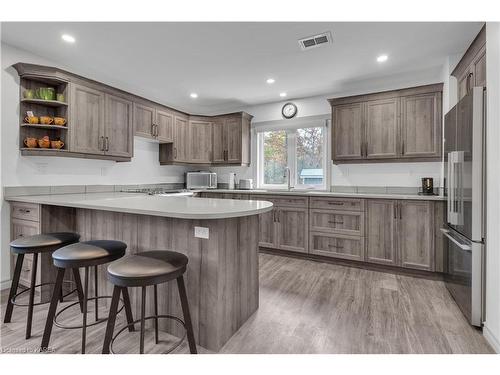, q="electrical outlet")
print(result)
[194,226,209,239]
